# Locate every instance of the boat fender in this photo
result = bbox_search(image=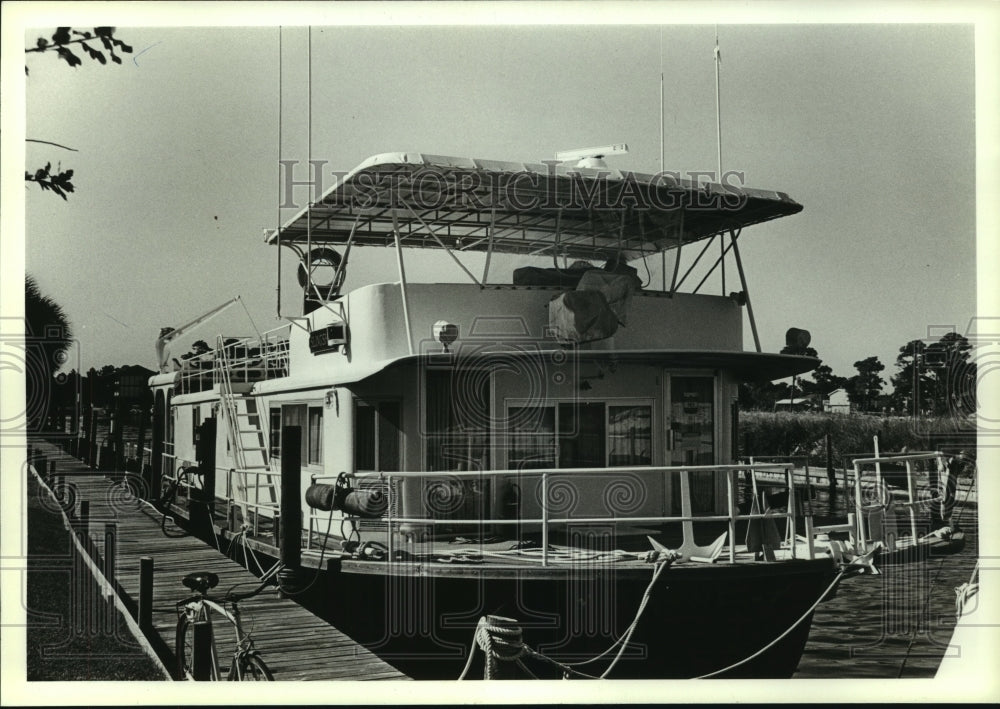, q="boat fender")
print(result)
[305,483,337,511]
[320,472,388,518]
